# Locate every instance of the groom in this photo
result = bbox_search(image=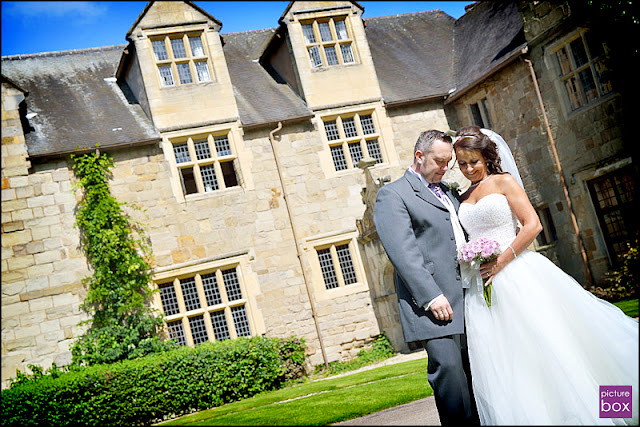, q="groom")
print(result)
[373,130,479,425]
